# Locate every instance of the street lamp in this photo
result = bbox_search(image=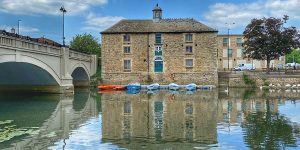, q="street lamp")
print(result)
[60,6,67,47]
[226,22,235,70]
[18,20,21,35]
